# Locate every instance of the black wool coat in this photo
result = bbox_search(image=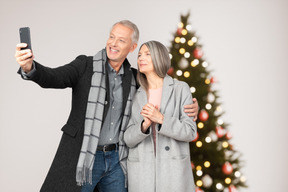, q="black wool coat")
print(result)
[19,55,137,192]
